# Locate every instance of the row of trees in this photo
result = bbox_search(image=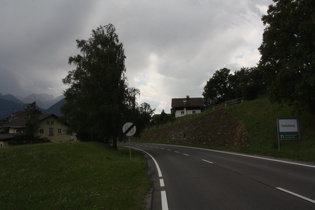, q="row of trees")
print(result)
[203,67,264,106]
[61,24,154,148]
[204,0,315,115]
